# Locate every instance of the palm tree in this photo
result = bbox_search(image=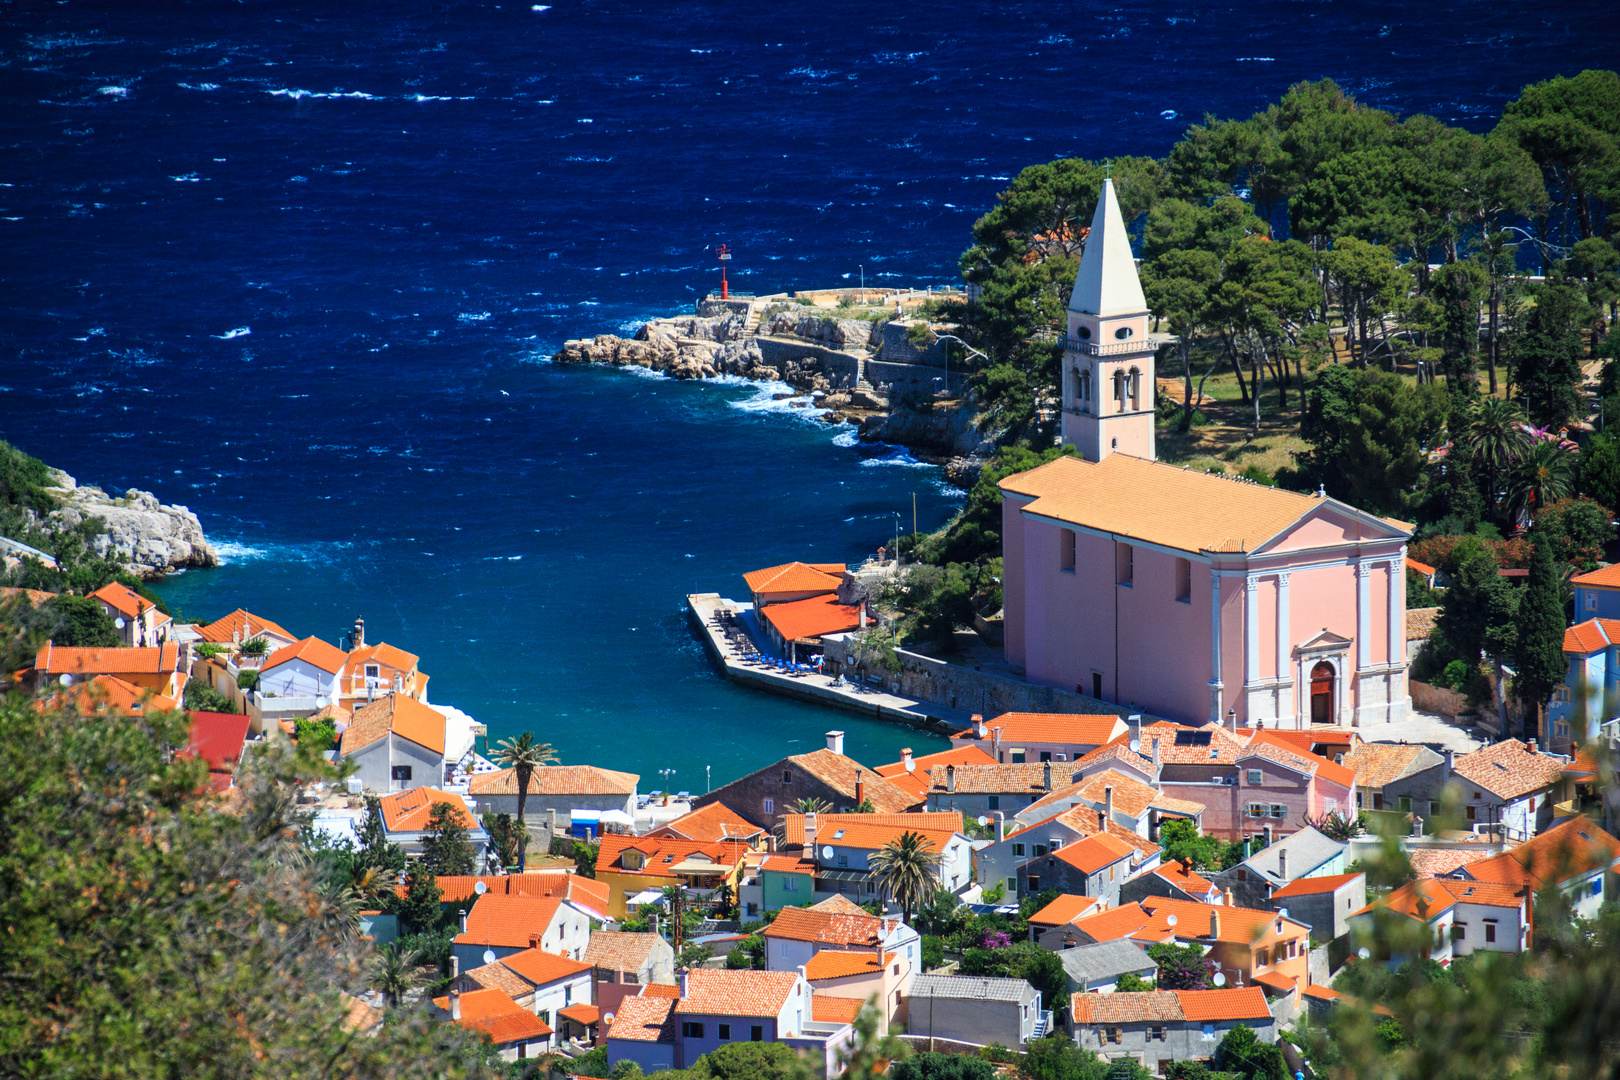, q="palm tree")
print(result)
[867,831,942,926]
[370,942,424,1009]
[1459,398,1529,511]
[493,732,558,870]
[1506,440,1575,522]
[789,796,832,815]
